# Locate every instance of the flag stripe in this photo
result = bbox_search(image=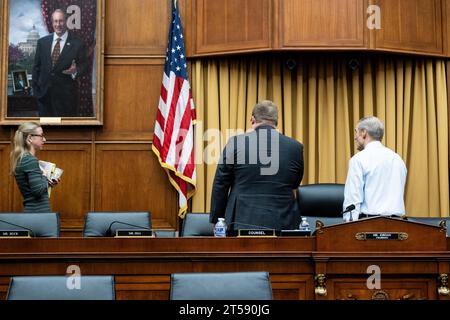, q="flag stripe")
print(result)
[168,81,191,170]
[175,103,194,173]
[161,75,184,162]
[165,78,189,166]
